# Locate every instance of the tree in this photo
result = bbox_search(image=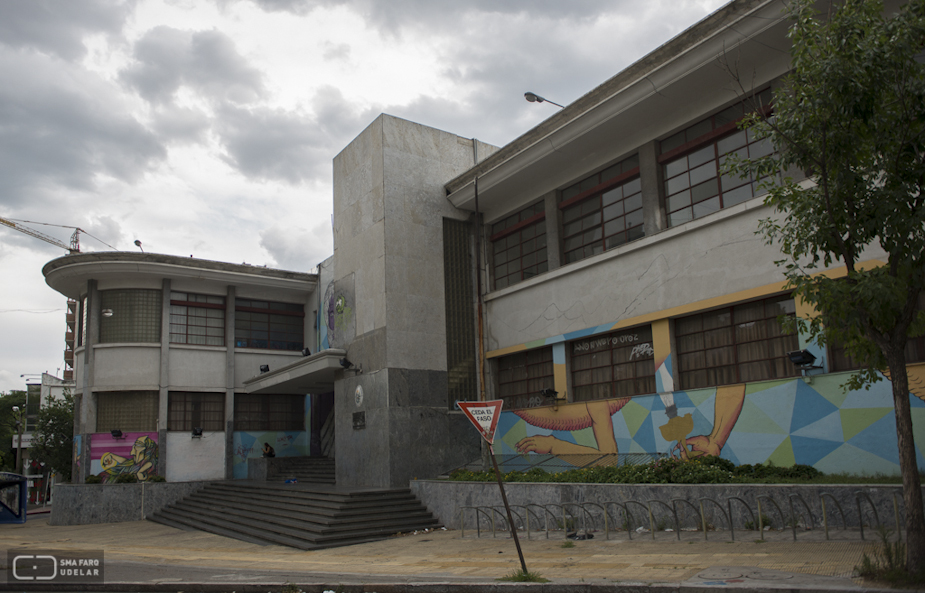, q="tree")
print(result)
[726,0,925,572]
[30,390,74,482]
[0,390,26,472]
